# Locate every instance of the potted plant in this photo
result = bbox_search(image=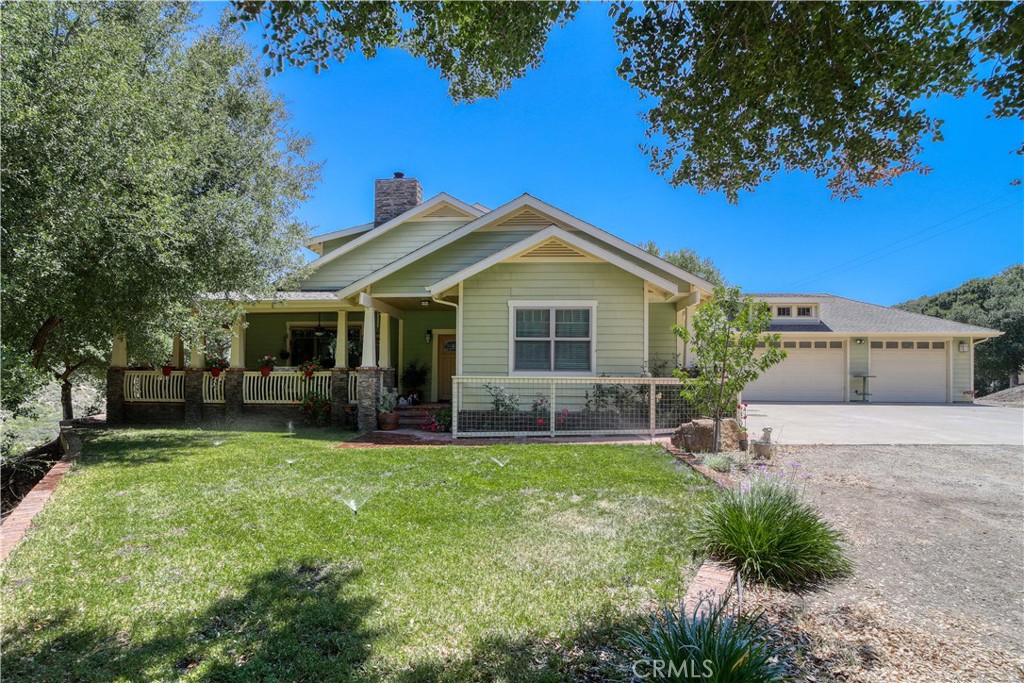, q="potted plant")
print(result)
[206,356,229,378]
[258,355,277,377]
[377,387,400,430]
[401,361,429,402]
[297,359,321,379]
